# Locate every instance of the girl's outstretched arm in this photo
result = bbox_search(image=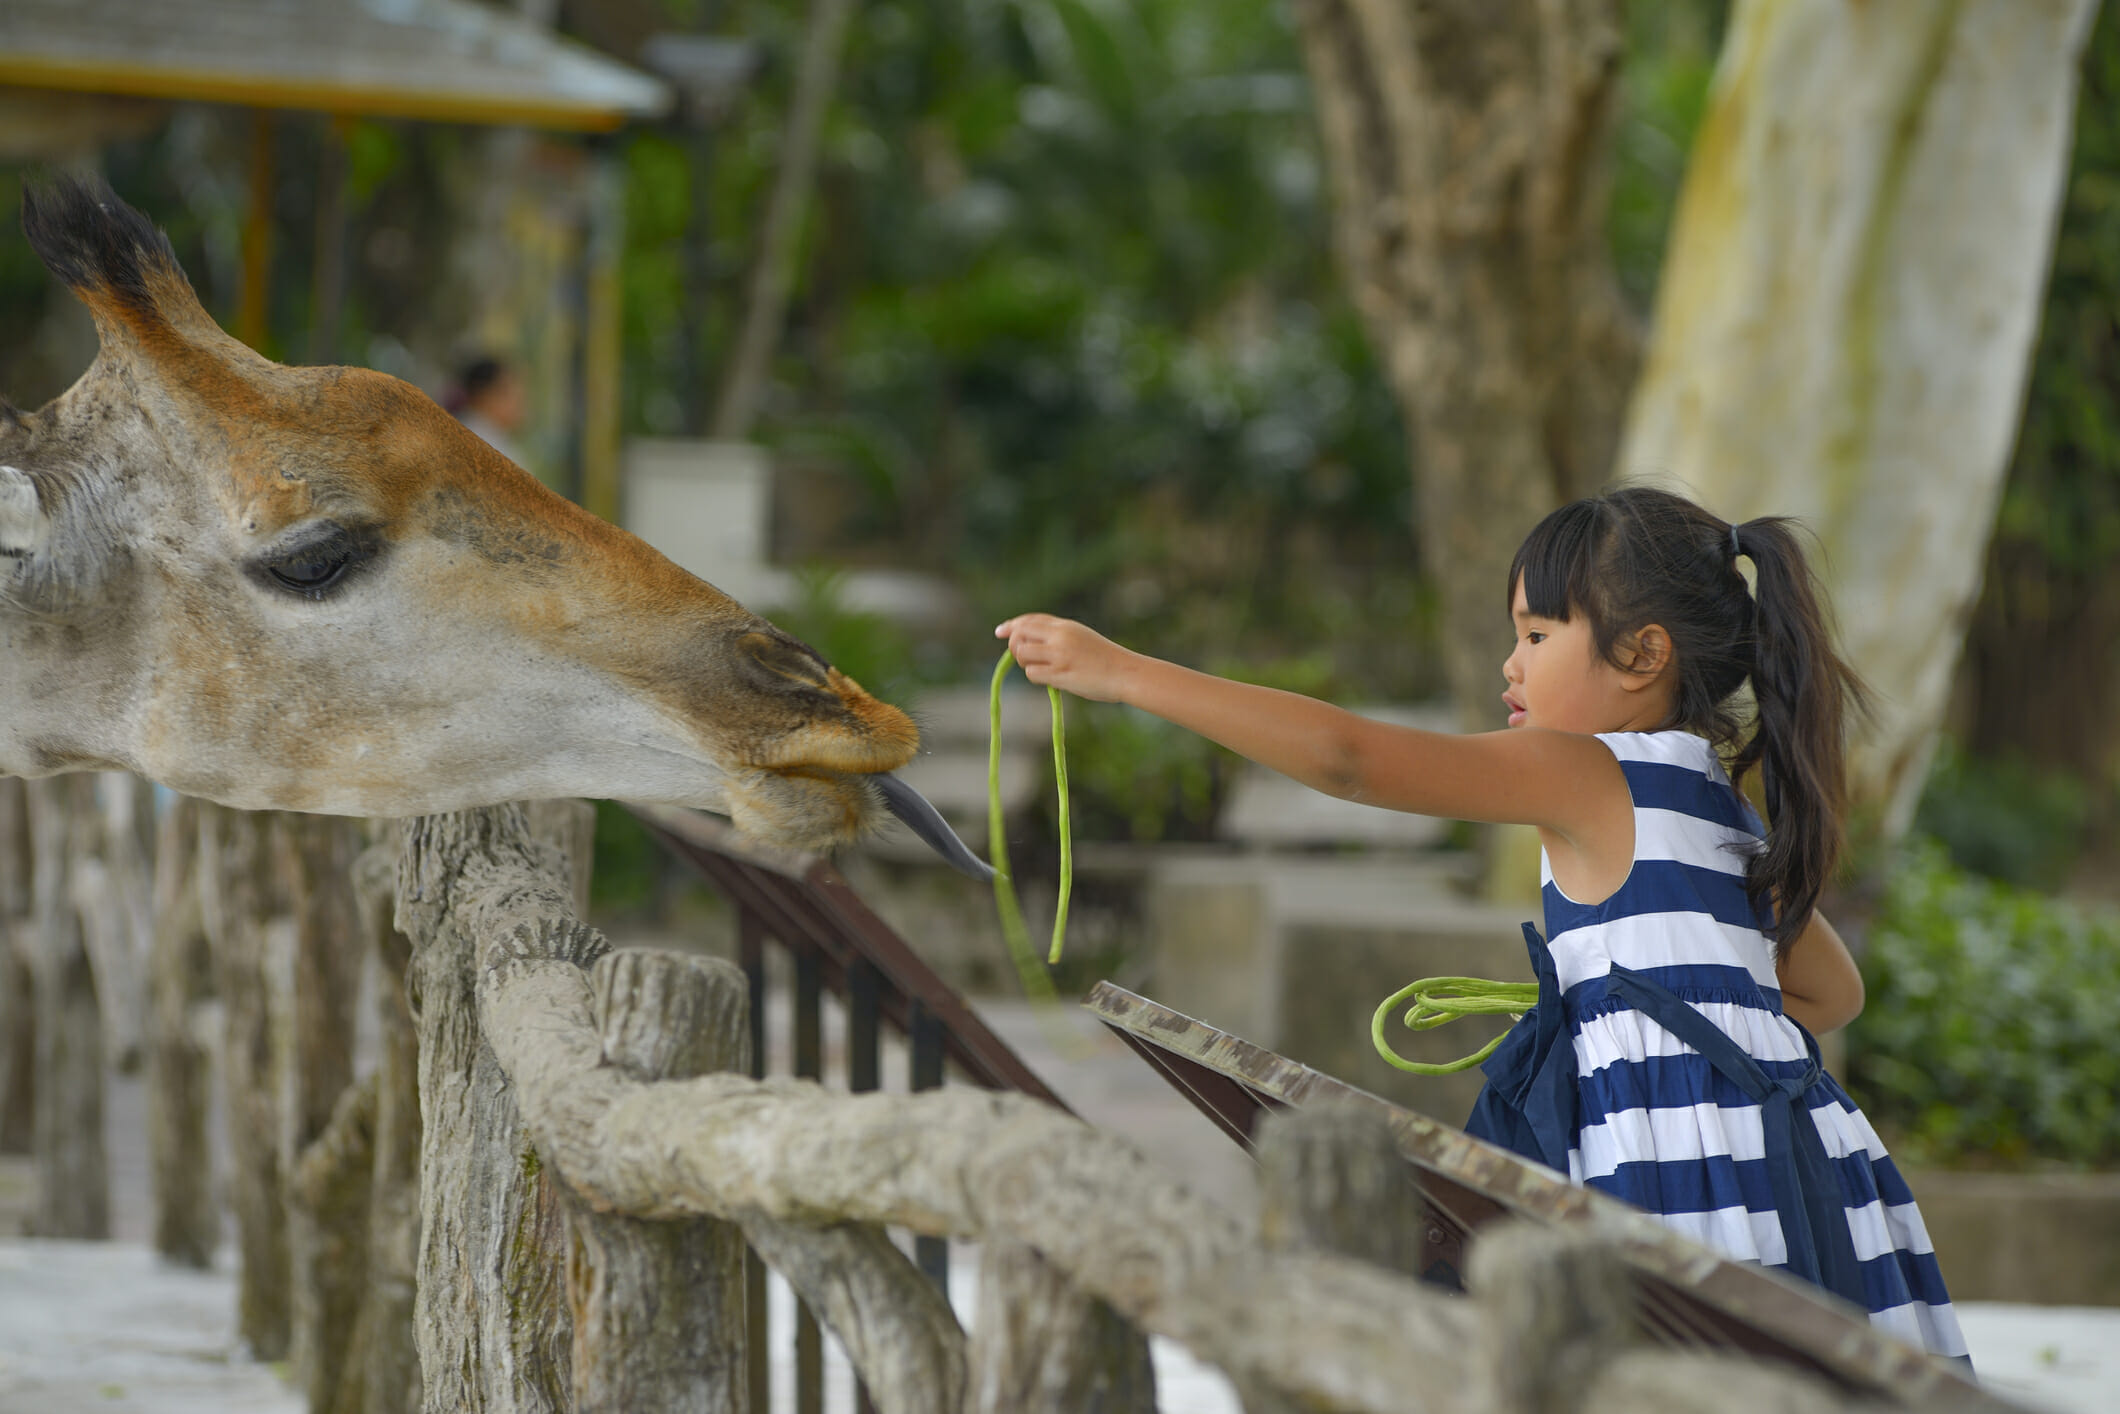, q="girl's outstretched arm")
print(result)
[1775,911,1865,1035]
[995,613,1626,840]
